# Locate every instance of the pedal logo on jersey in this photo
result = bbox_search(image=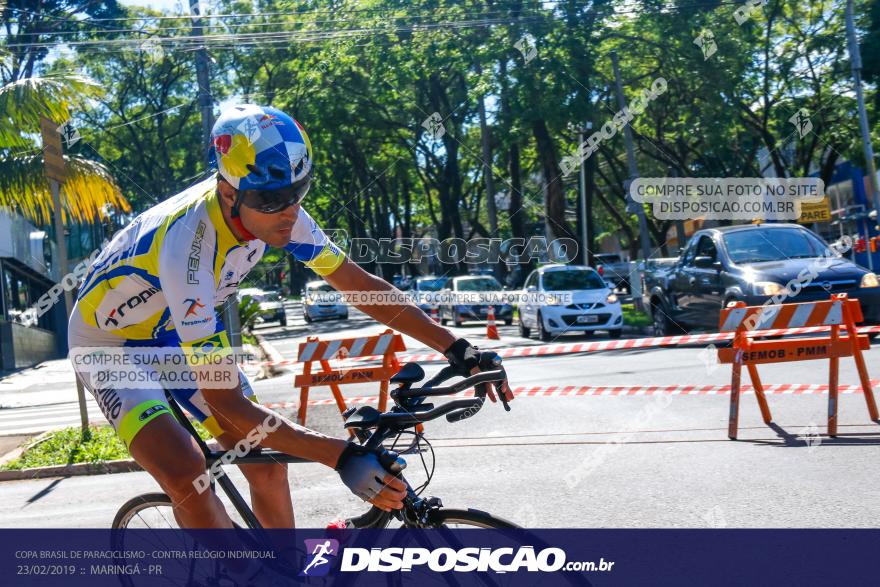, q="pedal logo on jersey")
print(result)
[300,539,339,577]
[187,221,206,284]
